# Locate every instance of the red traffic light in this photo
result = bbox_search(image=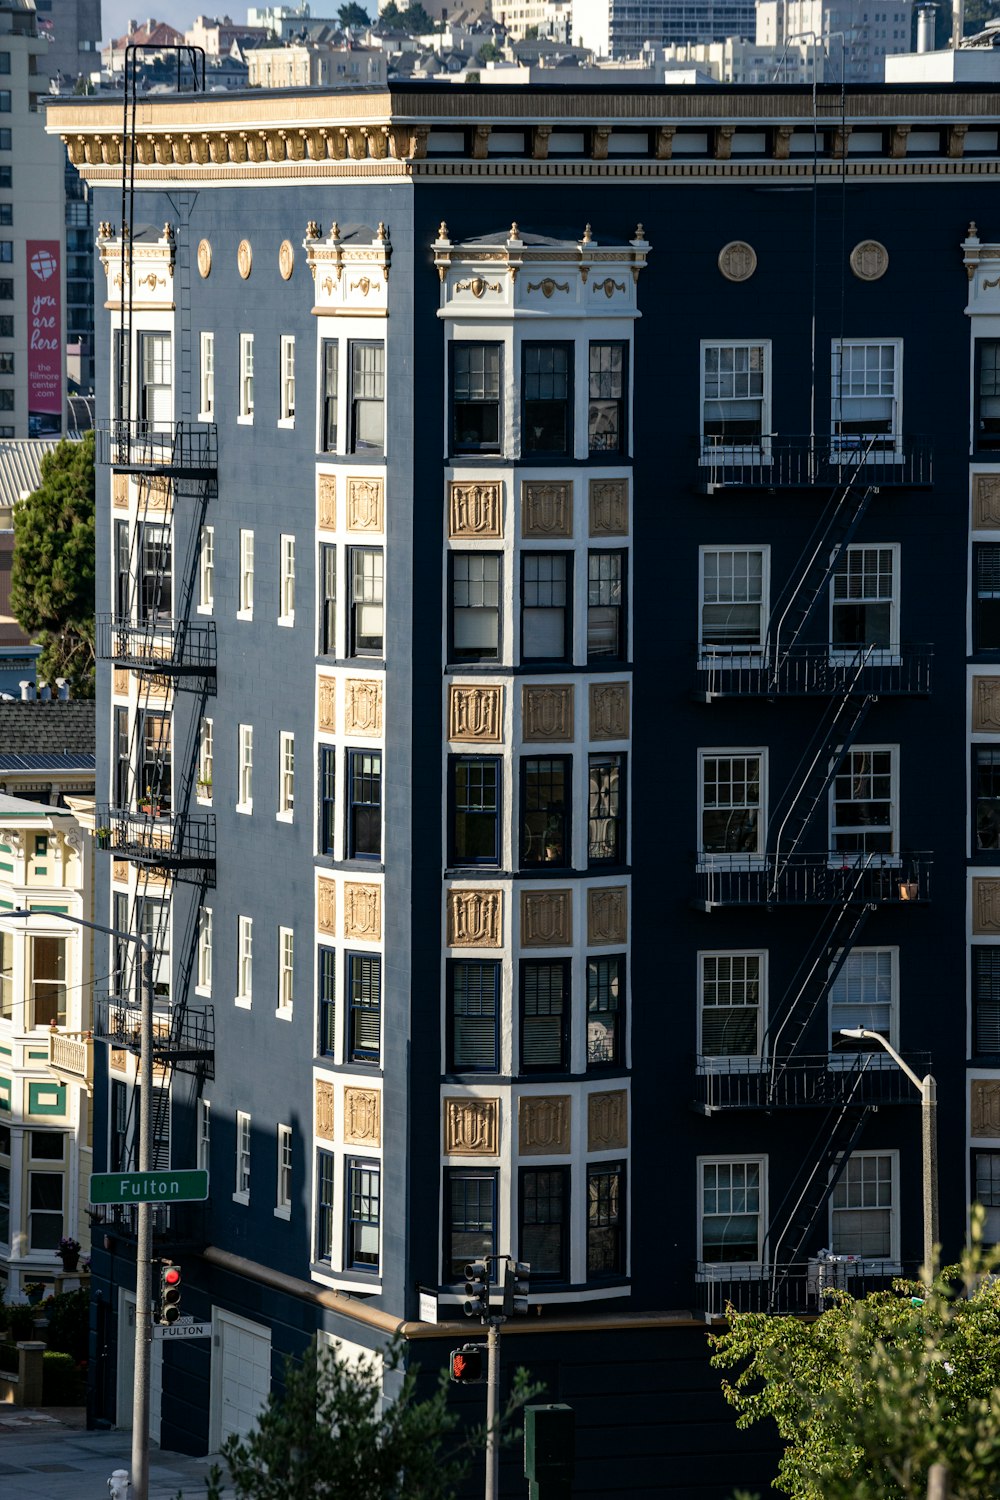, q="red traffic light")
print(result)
[159,1262,182,1324]
[449,1344,485,1383]
[163,1267,181,1288]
